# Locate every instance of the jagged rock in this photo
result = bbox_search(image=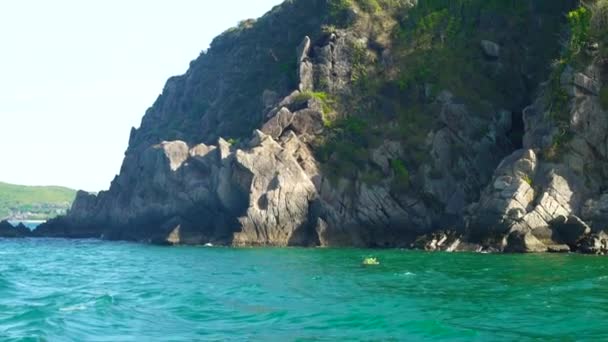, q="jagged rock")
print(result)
[289,108,325,141]
[71,190,97,211]
[467,149,537,237]
[189,143,219,172]
[578,231,608,255]
[414,230,466,252]
[165,224,182,245]
[218,138,232,160]
[424,90,515,221]
[261,107,295,139]
[160,141,190,171]
[281,132,321,191]
[507,169,583,247]
[190,143,216,158]
[232,130,318,246]
[313,30,355,93]
[0,220,32,238]
[480,40,500,58]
